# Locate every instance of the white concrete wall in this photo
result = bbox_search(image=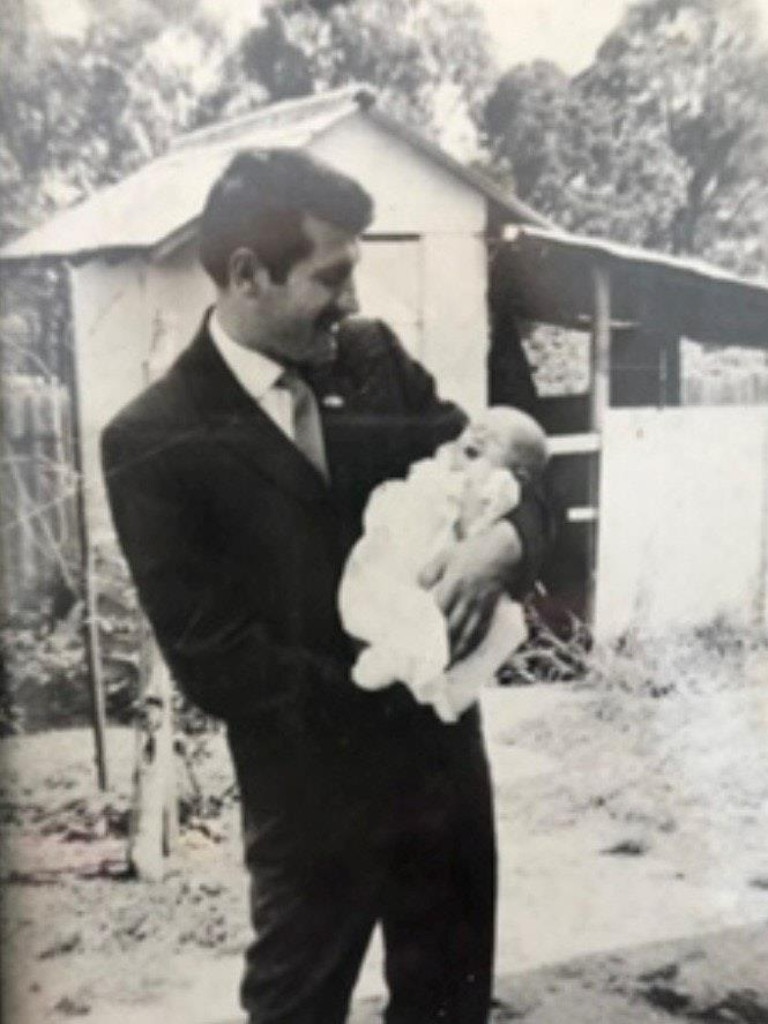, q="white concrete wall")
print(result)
[595,407,768,637]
